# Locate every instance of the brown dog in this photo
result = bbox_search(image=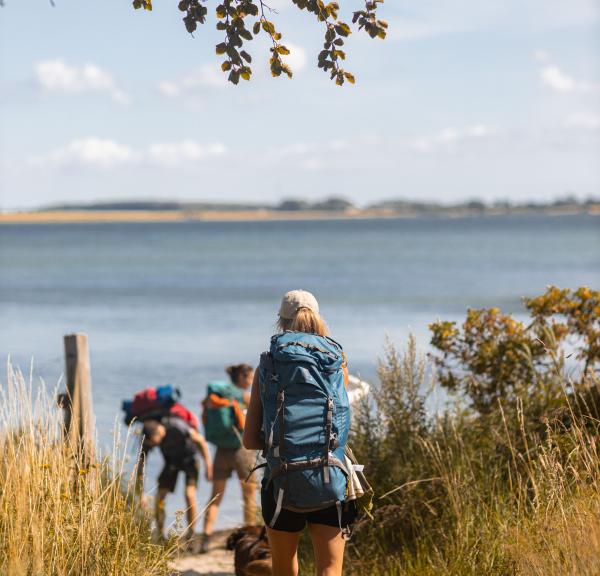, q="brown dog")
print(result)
[226,525,273,576]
